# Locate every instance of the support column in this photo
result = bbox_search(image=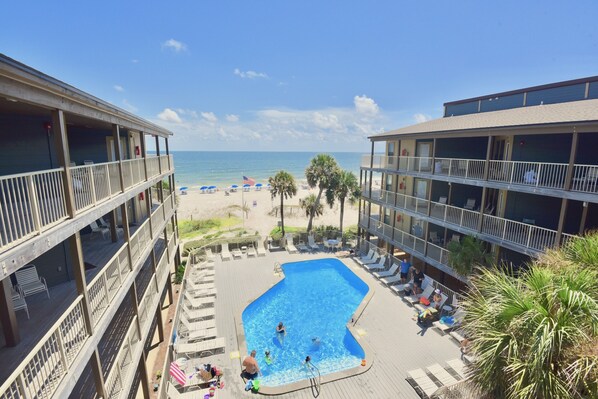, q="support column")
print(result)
[367,141,375,231]
[139,131,148,181]
[579,202,589,235]
[69,232,94,334]
[130,284,143,341]
[155,305,164,343]
[113,125,125,193]
[0,278,19,345]
[565,130,579,191]
[555,198,569,246]
[52,109,76,217]
[91,349,108,398]
[121,203,134,271]
[166,279,174,306]
[477,187,488,232]
[444,183,453,244]
[109,209,118,243]
[138,351,151,399]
